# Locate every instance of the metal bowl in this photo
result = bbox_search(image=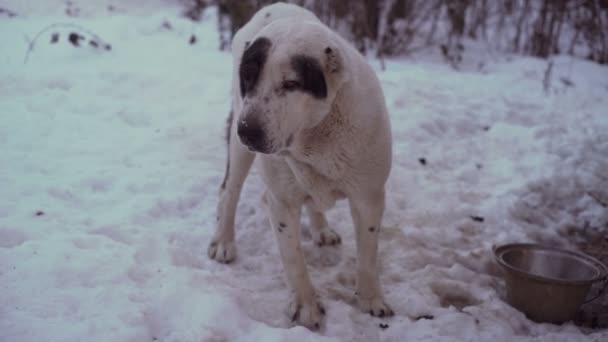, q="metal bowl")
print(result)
[494,243,608,324]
